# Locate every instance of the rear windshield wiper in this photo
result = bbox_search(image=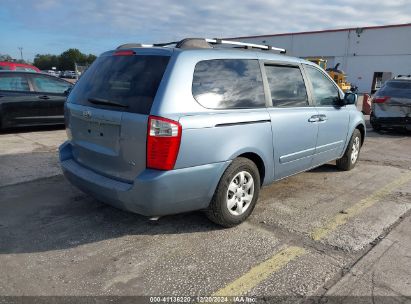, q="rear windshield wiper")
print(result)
[88,97,128,108]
